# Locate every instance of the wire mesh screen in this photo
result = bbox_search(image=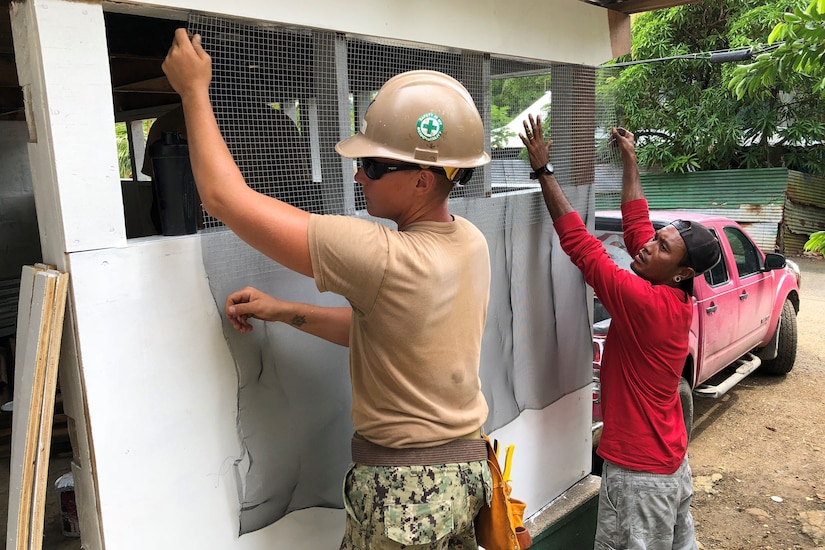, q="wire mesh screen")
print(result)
[190,15,328,223]
[592,66,625,212]
[188,12,621,535]
[189,13,623,240]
